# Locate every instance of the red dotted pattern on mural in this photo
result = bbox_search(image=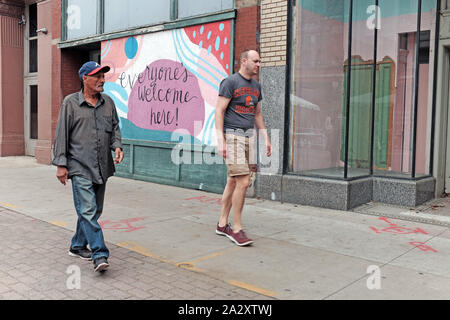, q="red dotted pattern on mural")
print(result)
[185,21,231,73]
